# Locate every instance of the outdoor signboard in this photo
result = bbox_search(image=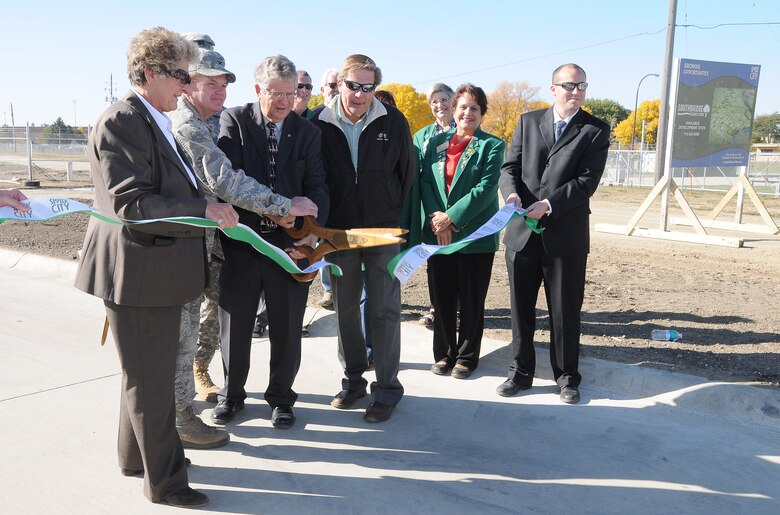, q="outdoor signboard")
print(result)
[671,58,760,168]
